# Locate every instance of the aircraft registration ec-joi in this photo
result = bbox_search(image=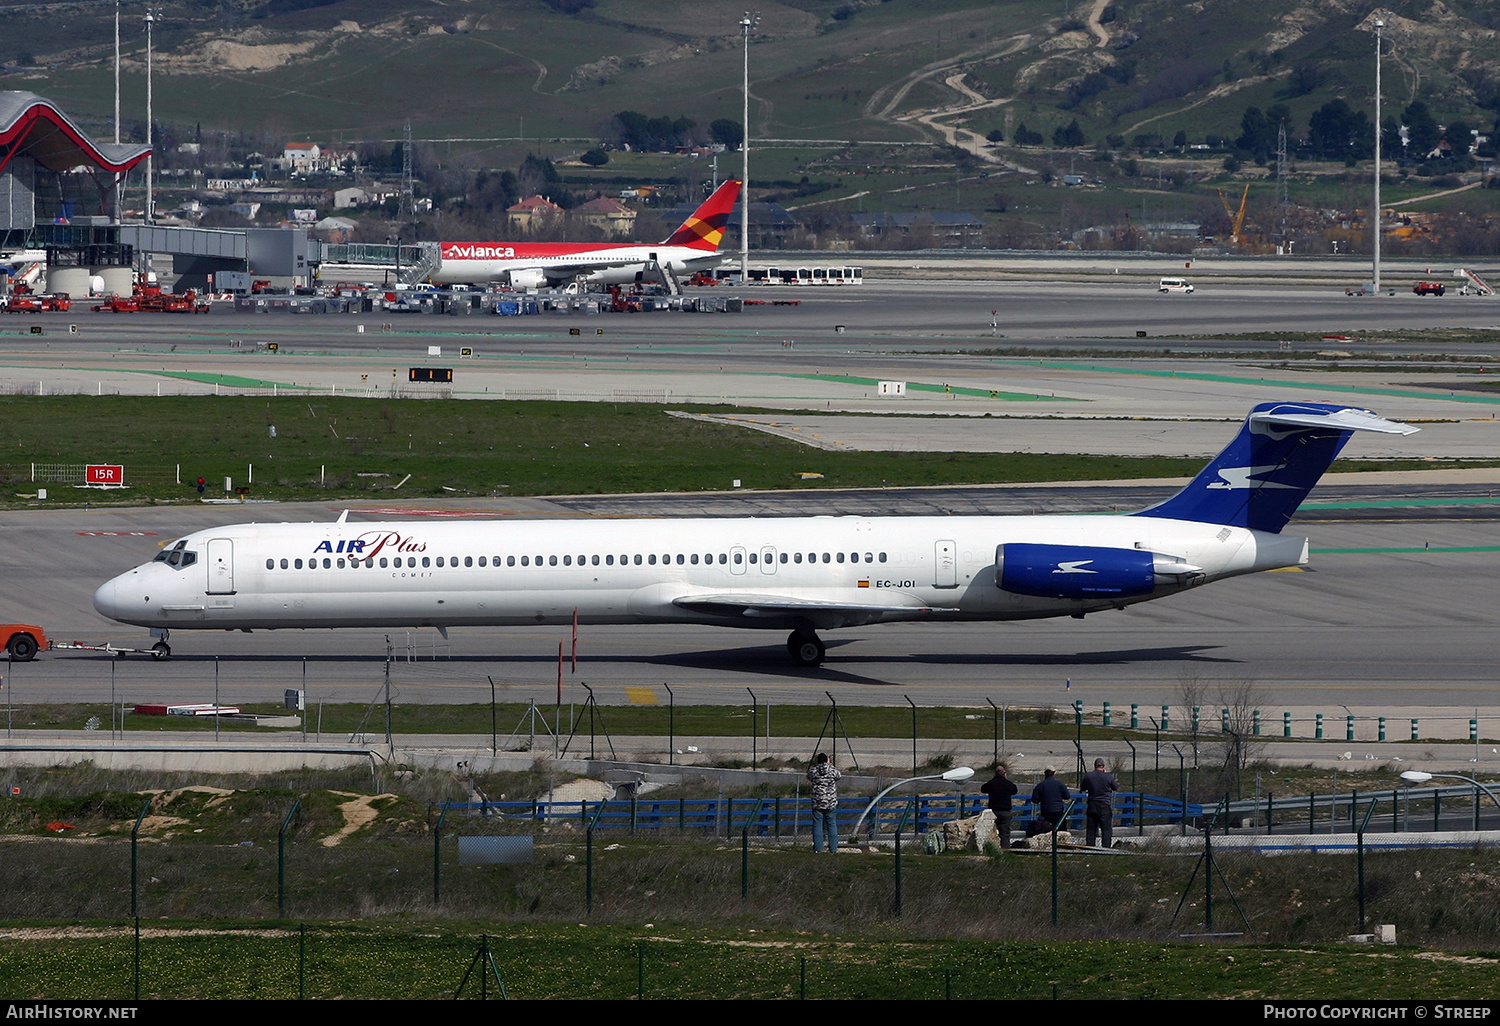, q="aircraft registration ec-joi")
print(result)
[92,402,1415,666]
